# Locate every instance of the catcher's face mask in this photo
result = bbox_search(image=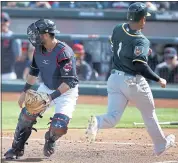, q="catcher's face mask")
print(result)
[27,23,42,46]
